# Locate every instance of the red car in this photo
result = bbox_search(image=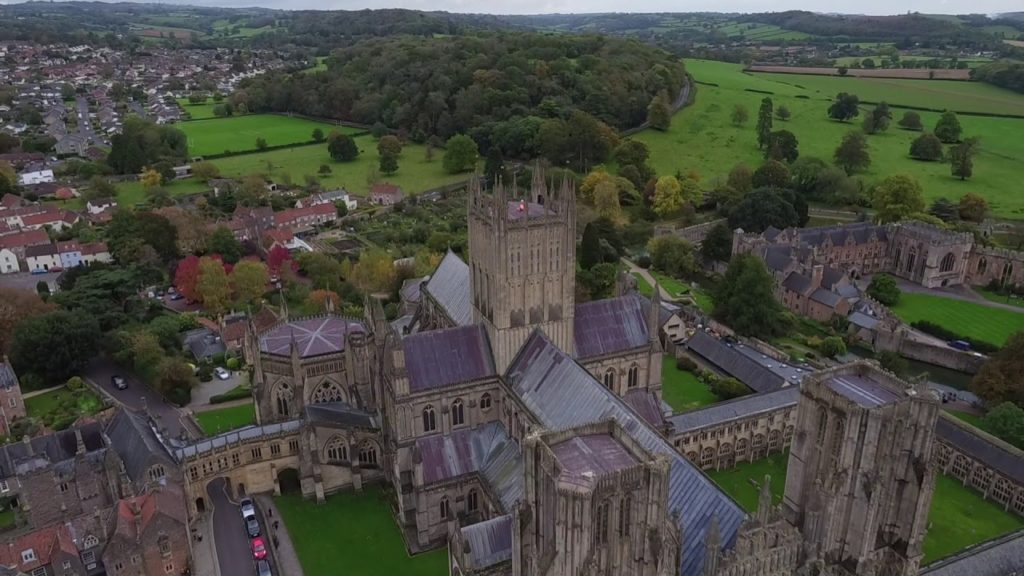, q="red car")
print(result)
[251,537,267,560]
